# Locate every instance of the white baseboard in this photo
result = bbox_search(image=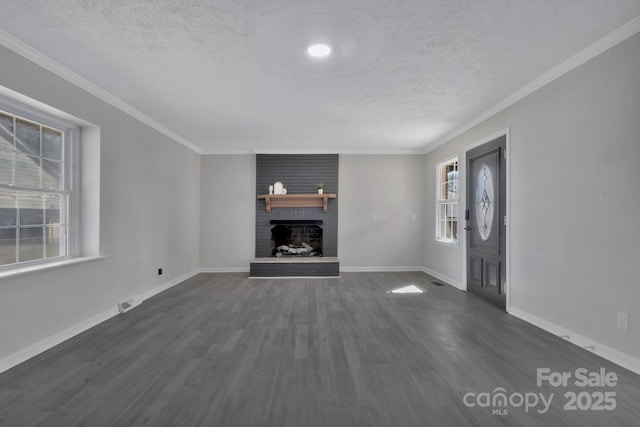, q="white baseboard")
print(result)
[249,275,340,279]
[340,266,425,273]
[137,269,201,303]
[509,308,640,376]
[0,269,200,375]
[421,267,465,290]
[0,306,118,374]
